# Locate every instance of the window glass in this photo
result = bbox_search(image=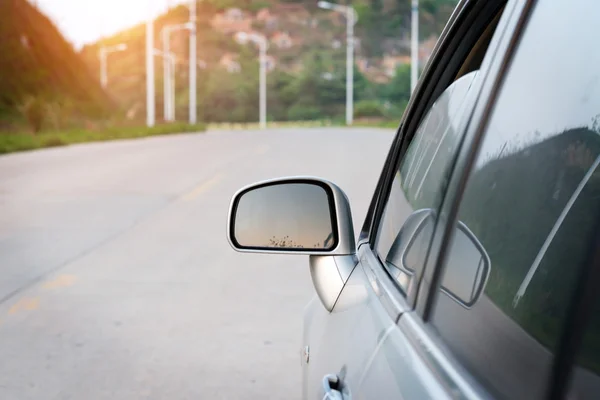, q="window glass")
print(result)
[375,71,480,294]
[430,1,600,399]
[571,281,600,398]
